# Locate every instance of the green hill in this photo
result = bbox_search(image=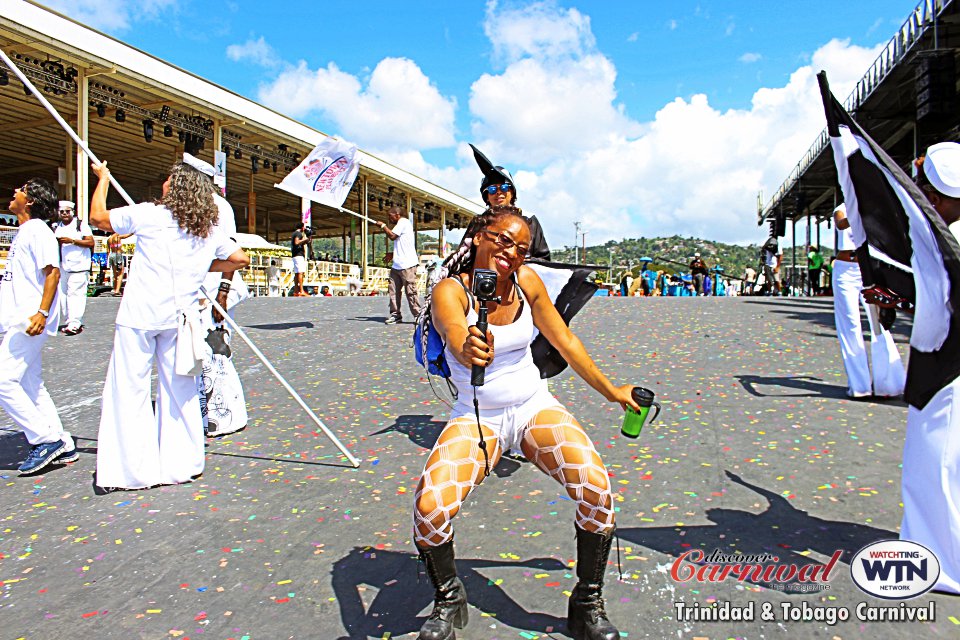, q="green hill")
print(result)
[308,232,819,281]
[551,235,816,282]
